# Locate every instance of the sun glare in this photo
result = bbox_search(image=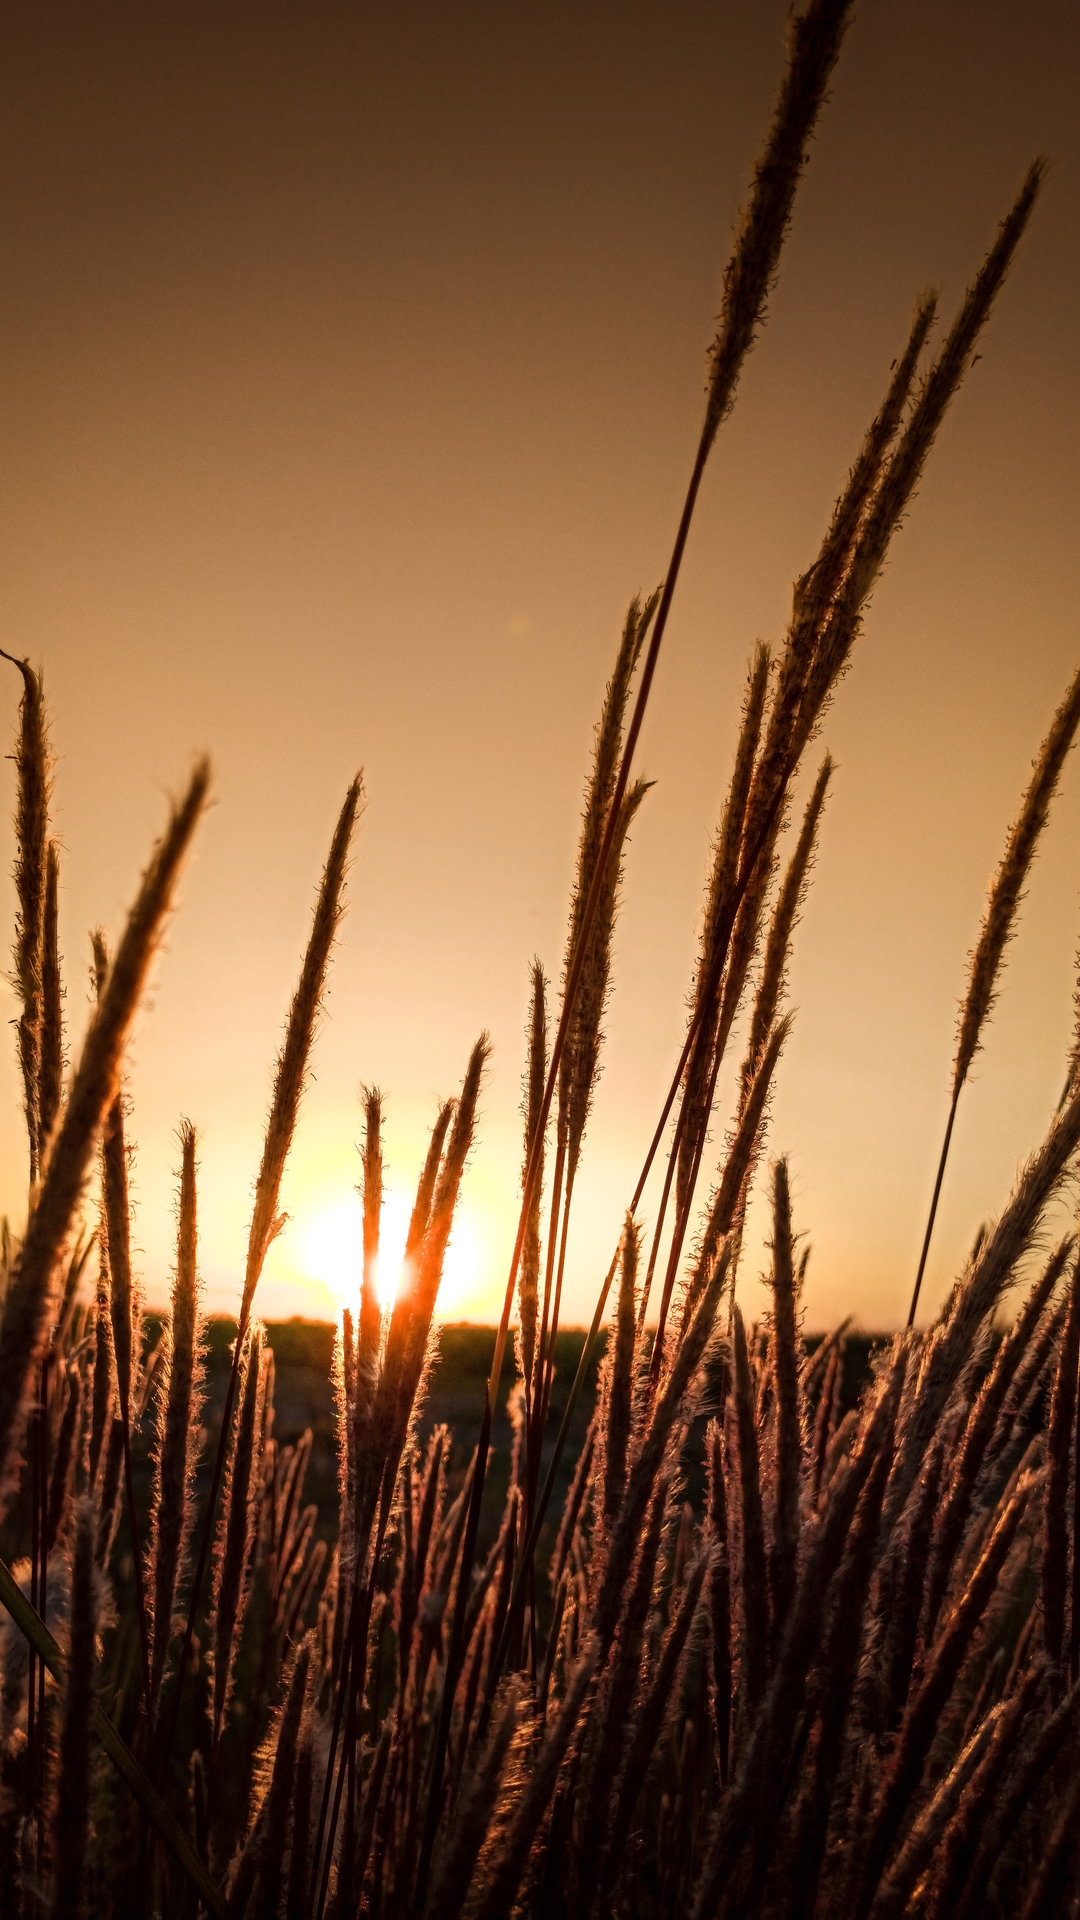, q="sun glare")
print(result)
[299,1187,483,1321]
